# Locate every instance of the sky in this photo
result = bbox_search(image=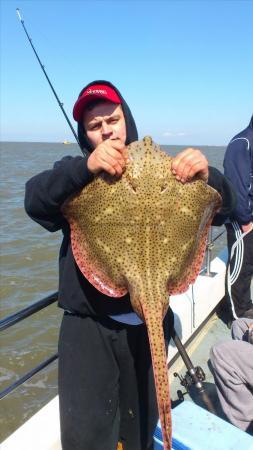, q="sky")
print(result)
[0,0,252,145]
